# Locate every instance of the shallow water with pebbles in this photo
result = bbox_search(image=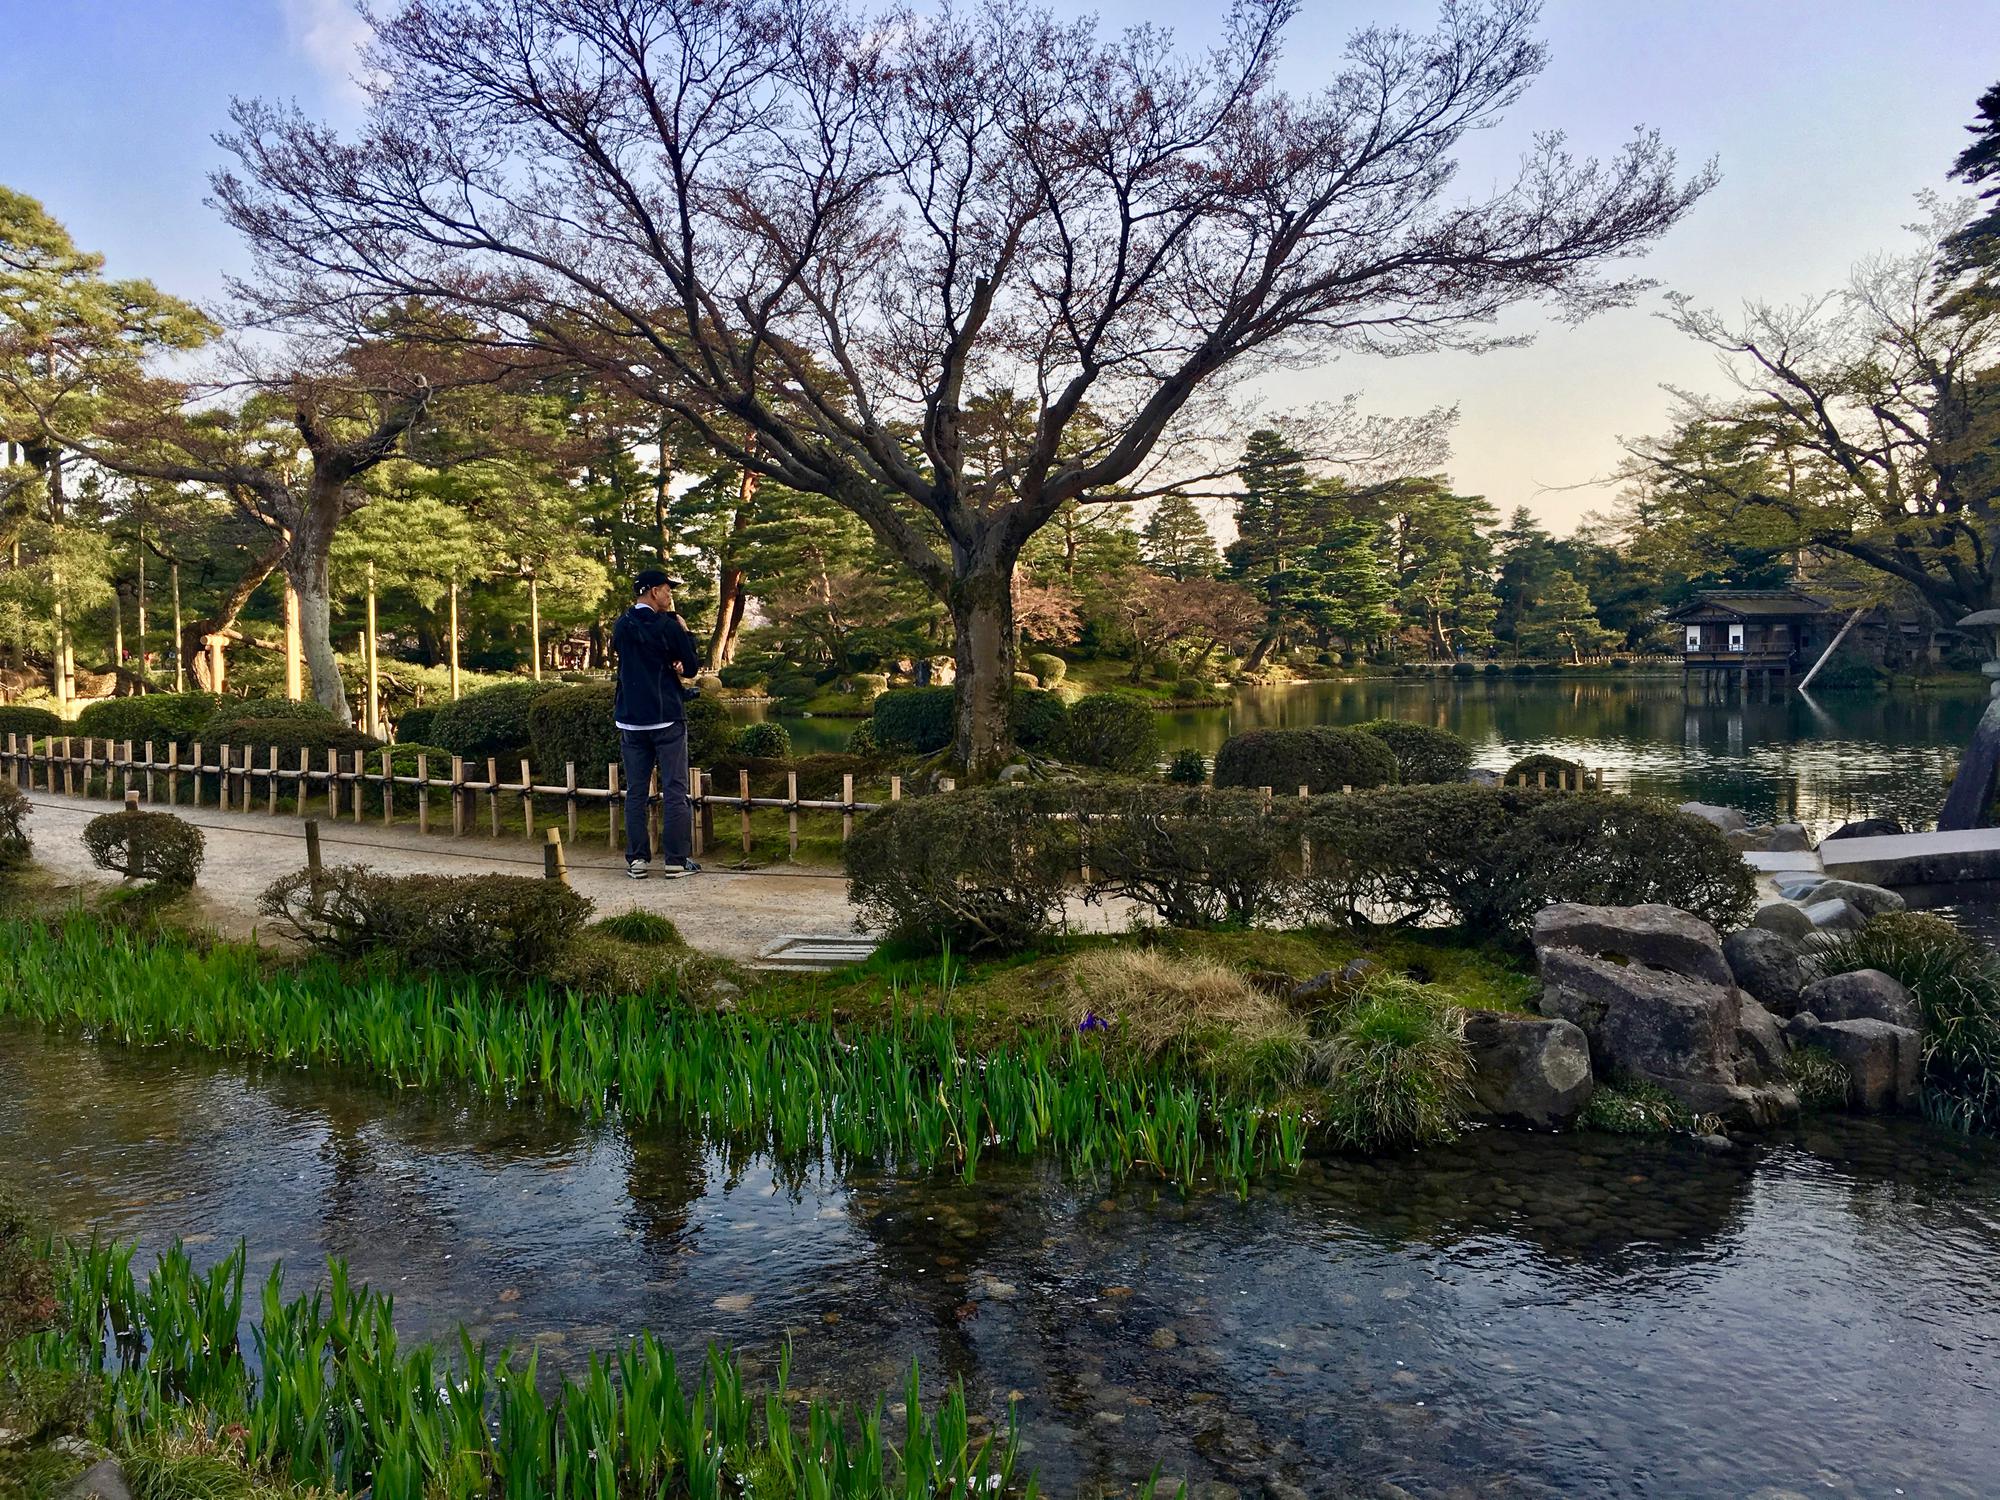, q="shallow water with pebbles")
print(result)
[5,1024,1999,1497]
